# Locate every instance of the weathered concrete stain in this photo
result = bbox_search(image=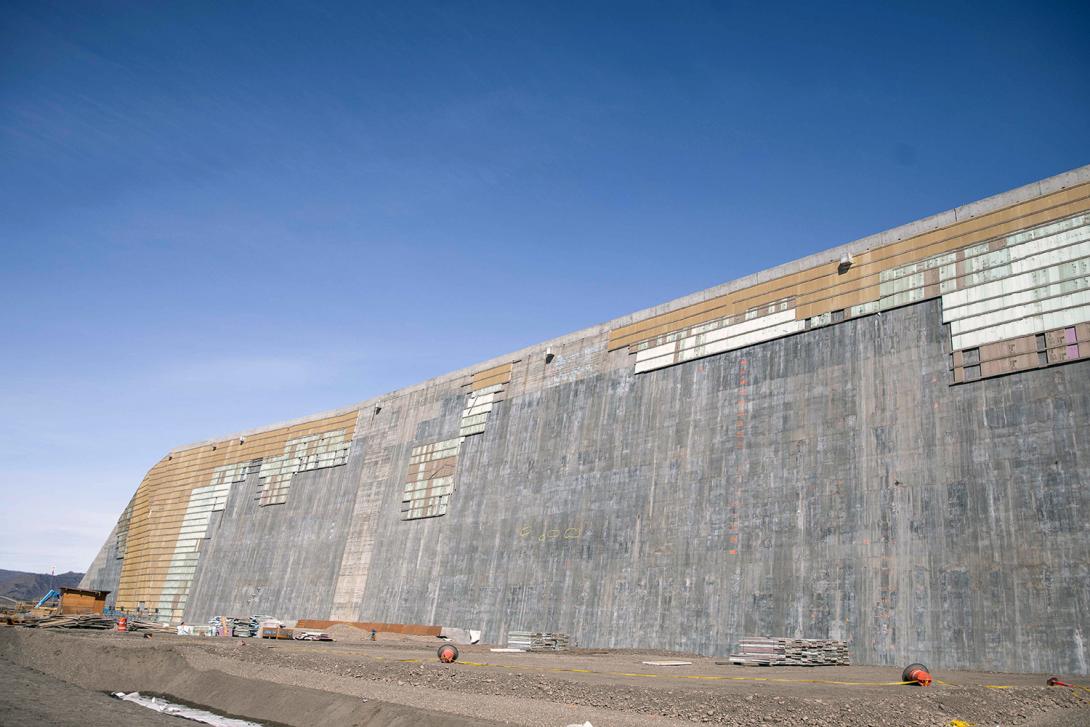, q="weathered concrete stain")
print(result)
[81,165,1090,674]
[330,301,1086,674]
